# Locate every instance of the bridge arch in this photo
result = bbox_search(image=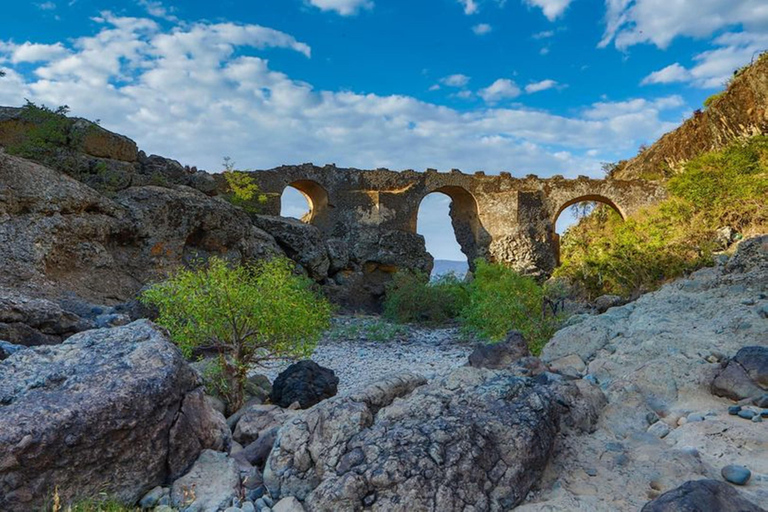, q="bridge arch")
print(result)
[412,185,485,270]
[280,179,330,225]
[551,194,625,266]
